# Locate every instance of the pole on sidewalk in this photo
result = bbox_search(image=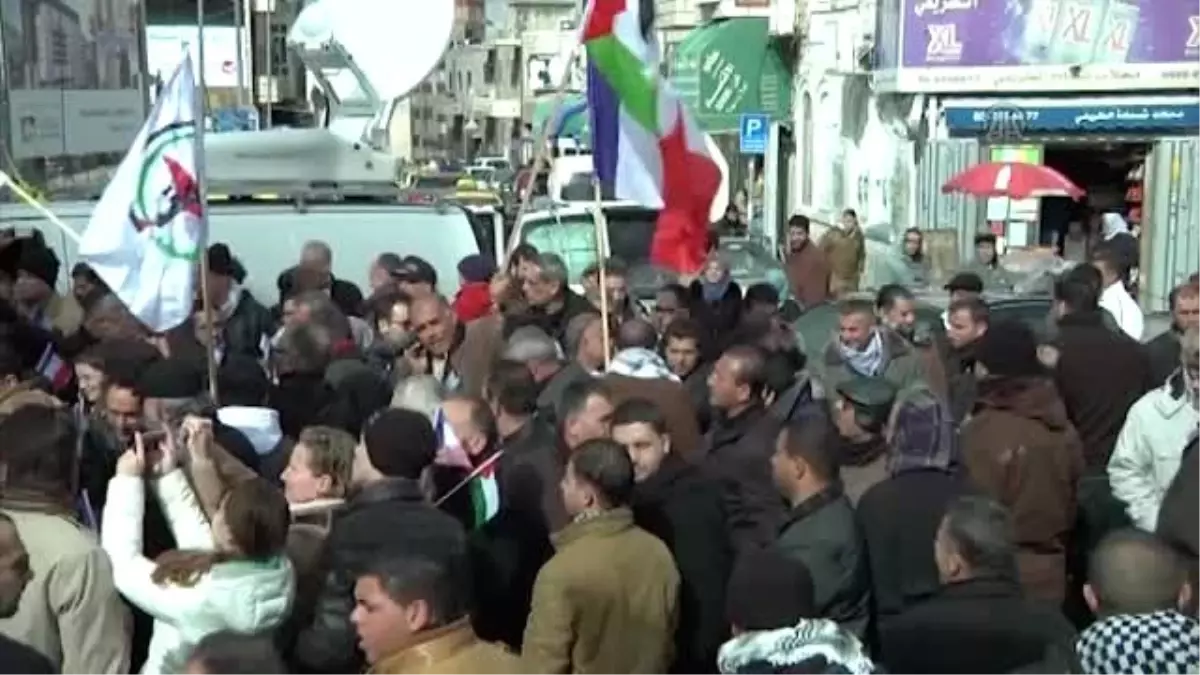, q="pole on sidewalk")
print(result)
[195,0,221,406]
